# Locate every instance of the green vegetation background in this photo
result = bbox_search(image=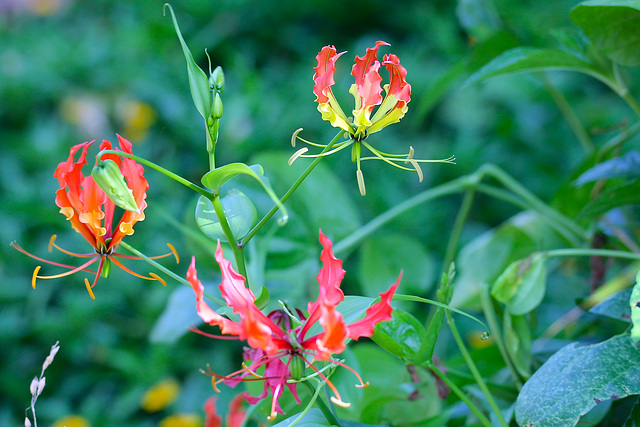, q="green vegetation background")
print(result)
[1,0,631,425]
